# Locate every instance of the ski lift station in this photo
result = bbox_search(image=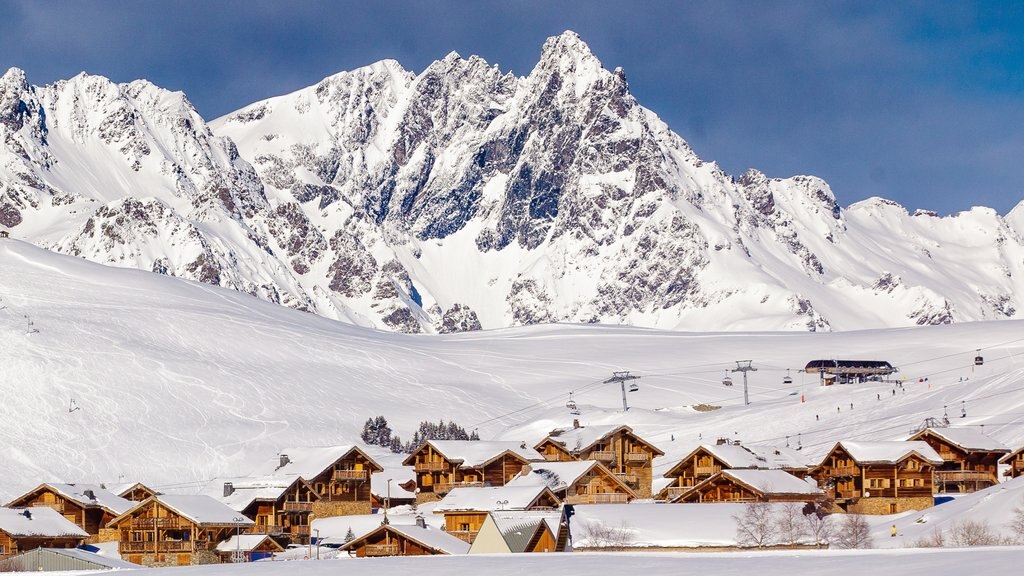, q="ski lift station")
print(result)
[804,359,897,385]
